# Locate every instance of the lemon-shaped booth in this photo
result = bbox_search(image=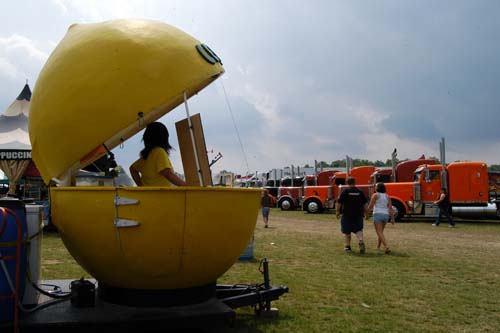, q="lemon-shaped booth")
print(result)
[29,20,260,295]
